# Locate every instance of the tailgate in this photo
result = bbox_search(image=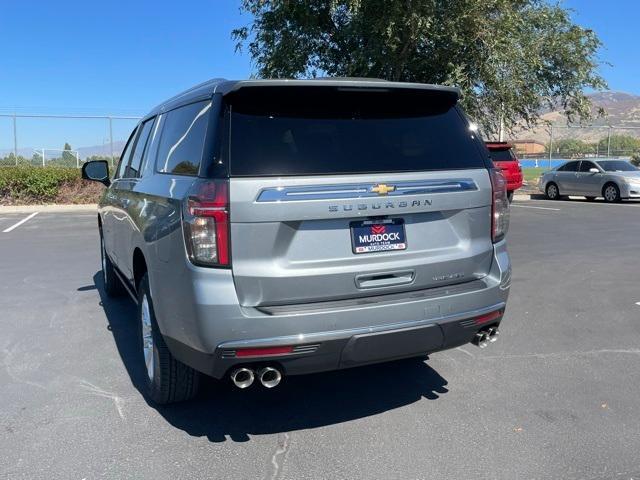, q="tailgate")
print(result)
[230,170,493,306]
[222,83,494,307]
